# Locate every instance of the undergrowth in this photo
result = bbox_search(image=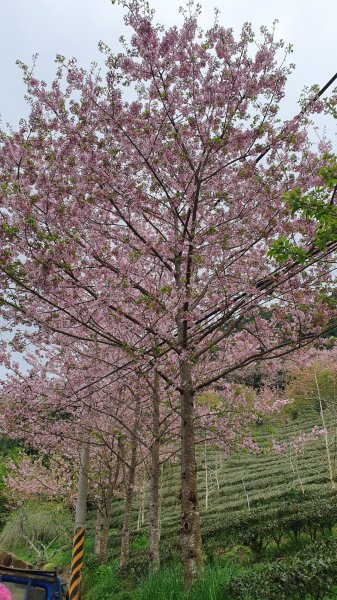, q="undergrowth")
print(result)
[82,560,243,600]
